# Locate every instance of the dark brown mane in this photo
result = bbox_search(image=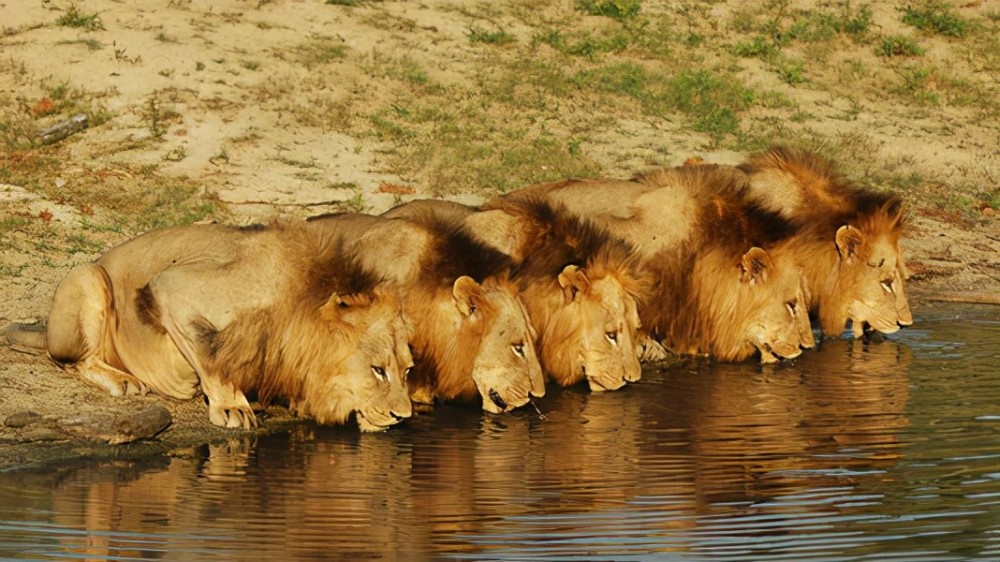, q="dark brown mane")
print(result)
[483,195,644,294]
[741,146,906,238]
[394,209,517,286]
